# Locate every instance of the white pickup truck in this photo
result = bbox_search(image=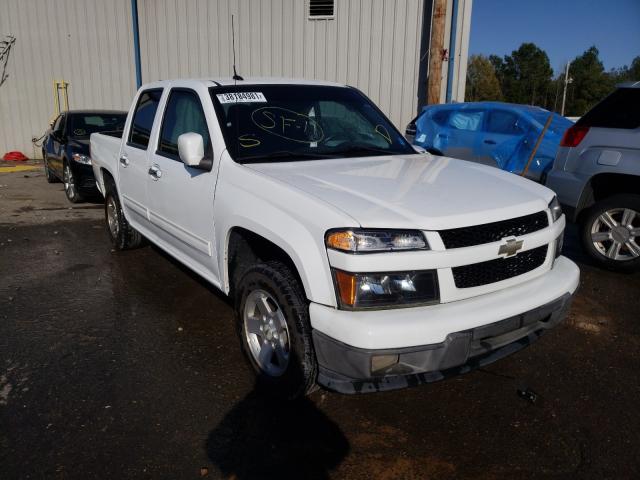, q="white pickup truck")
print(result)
[91,78,579,396]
